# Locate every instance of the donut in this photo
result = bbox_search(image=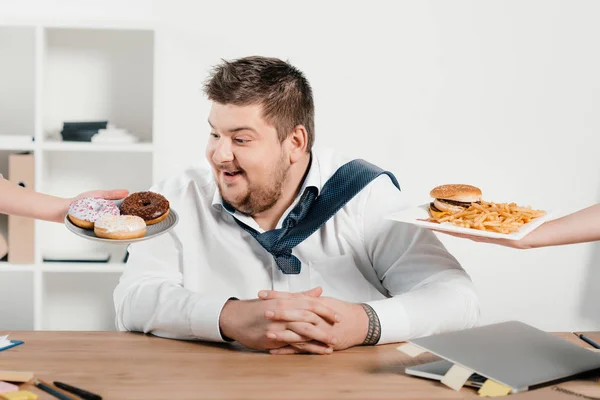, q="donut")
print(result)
[68,197,120,229]
[94,215,147,240]
[120,191,170,225]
